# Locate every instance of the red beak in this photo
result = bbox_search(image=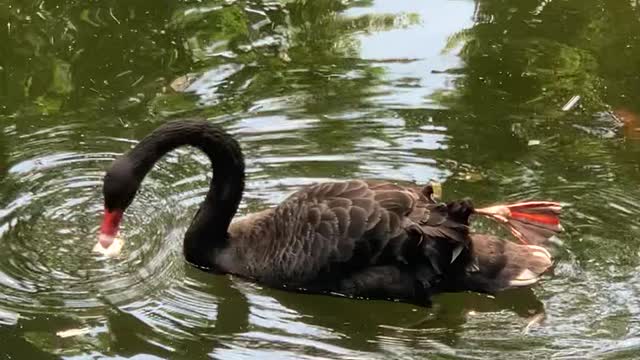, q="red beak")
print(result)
[99,208,123,248]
